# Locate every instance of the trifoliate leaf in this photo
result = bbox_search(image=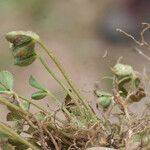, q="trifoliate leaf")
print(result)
[35,112,45,121]
[31,91,48,100]
[0,71,14,90]
[29,75,47,91]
